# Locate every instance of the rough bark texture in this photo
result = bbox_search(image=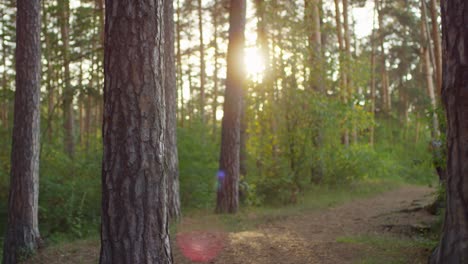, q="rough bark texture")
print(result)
[100,0,172,263]
[430,1,468,263]
[164,0,181,221]
[2,0,42,262]
[216,0,246,214]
